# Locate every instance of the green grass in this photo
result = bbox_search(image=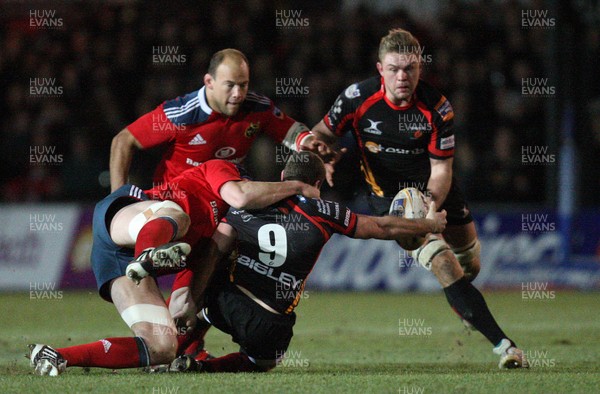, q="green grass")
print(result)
[1,290,599,393]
